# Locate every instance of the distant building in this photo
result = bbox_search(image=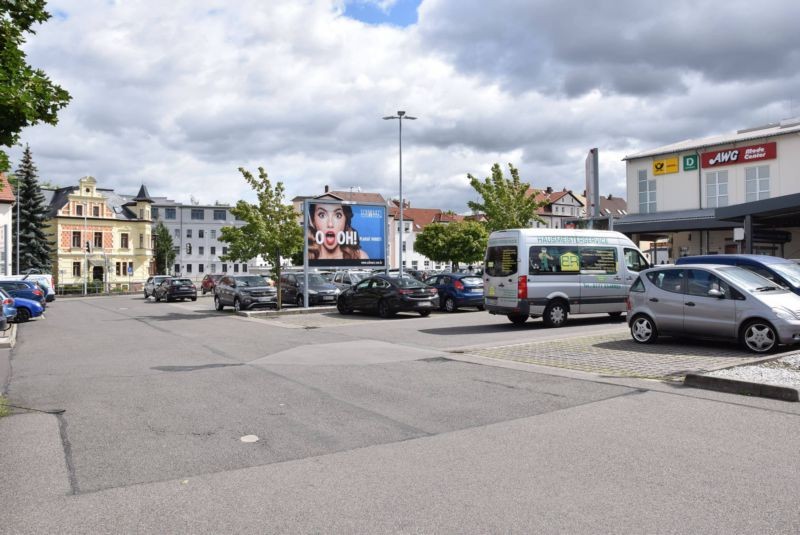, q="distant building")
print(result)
[43,176,153,288]
[150,198,254,278]
[526,187,585,229]
[0,173,15,275]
